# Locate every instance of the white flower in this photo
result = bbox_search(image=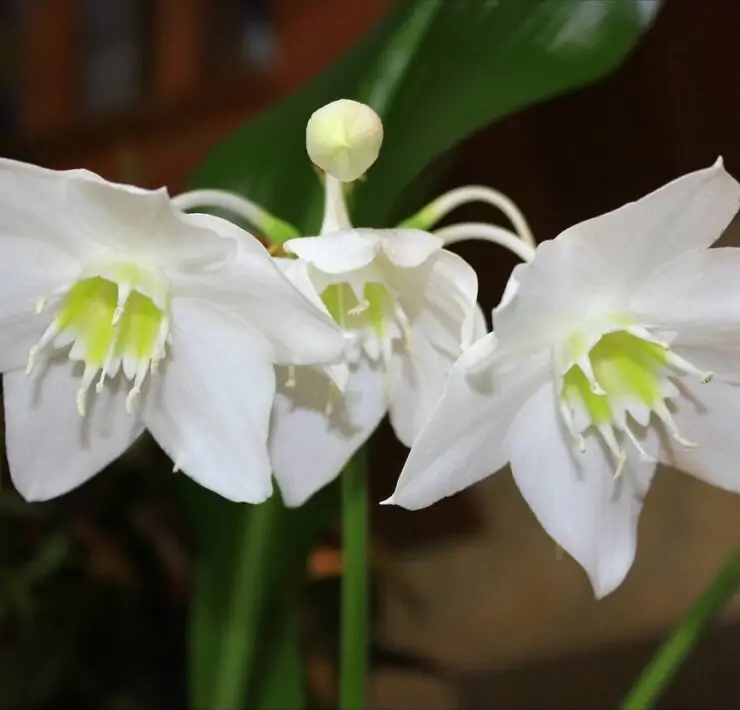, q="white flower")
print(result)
[0,159,346,503]
[386,160,740,597]
[265,165,481,506]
